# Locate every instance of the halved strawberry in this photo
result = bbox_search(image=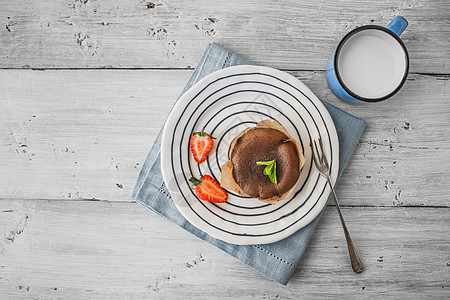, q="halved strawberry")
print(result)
[190,128,215,164]
[189,175,228,203]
